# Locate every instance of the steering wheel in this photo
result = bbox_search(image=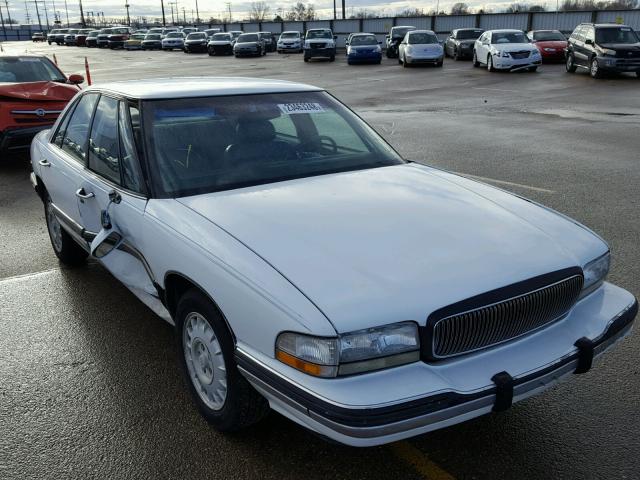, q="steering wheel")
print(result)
[300,135,338,155]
